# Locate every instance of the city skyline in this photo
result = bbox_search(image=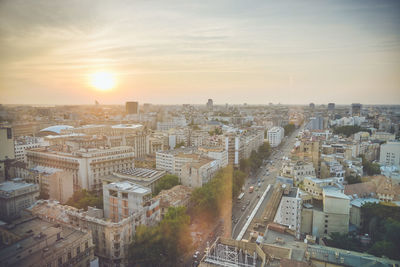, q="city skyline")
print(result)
[1,0,400,105]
